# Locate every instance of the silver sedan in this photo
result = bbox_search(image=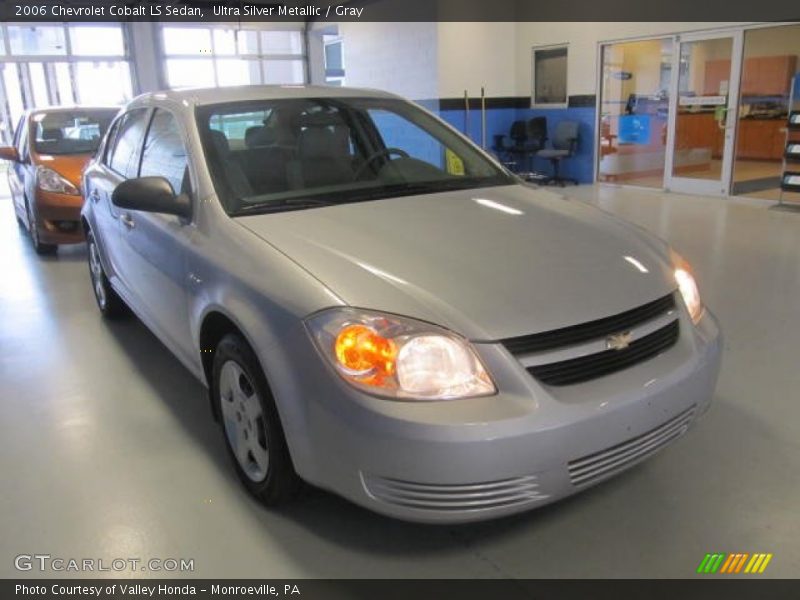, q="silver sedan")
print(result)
[81,85,721,523]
